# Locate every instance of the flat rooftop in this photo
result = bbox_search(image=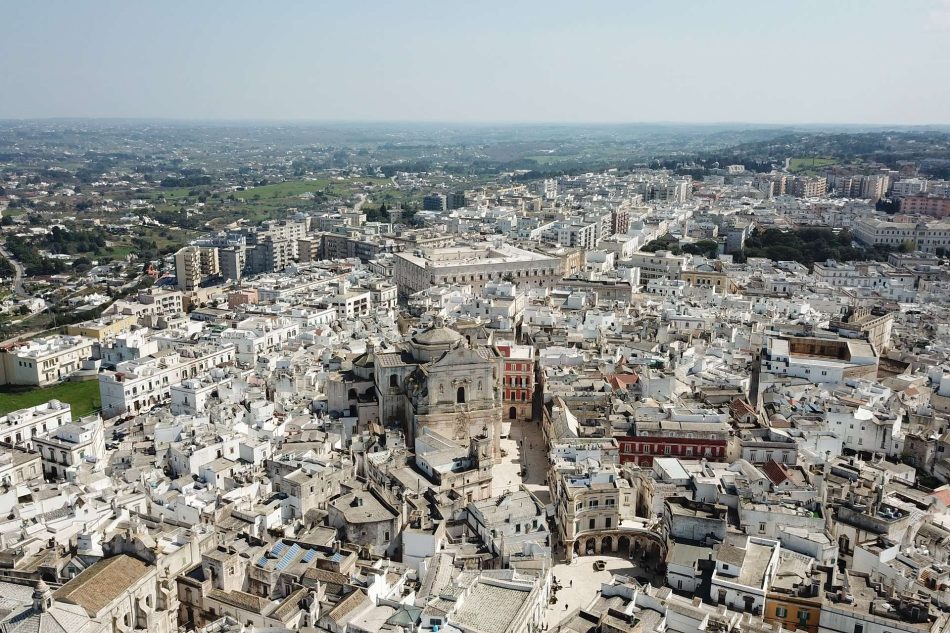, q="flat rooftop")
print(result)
[396,243,558,268]
[738,542,774,588]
